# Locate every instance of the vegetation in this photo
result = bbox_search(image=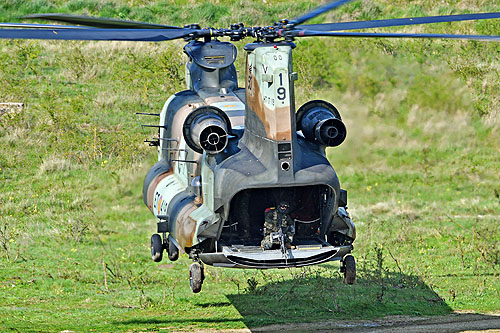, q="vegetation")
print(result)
[1,0,499,331]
